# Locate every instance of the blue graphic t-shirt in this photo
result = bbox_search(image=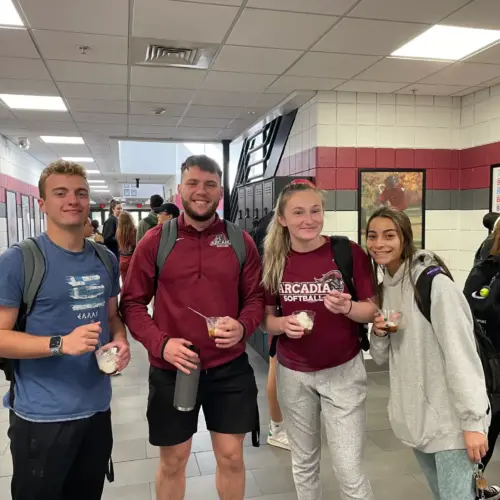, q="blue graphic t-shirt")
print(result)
[0,234,120,422]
